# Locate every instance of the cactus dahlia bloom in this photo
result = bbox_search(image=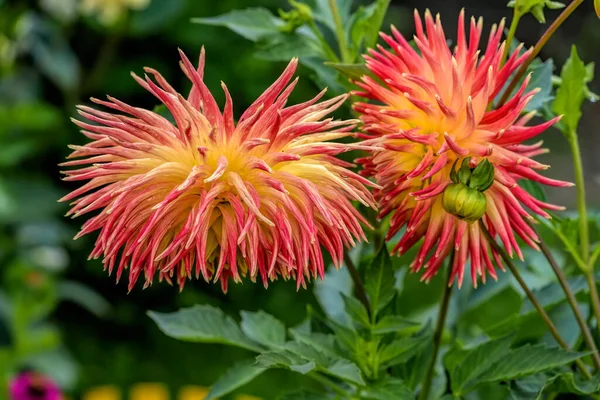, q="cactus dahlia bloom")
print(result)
[61,50,376,292]
[354,10,570,287]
